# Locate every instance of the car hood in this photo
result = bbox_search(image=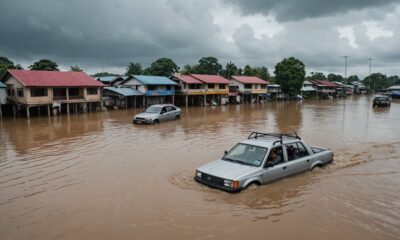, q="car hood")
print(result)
[134,112,158,119]
[197,159,257,180]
